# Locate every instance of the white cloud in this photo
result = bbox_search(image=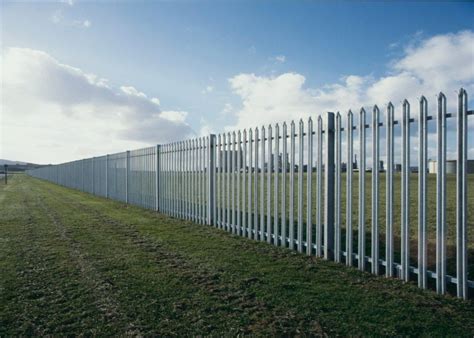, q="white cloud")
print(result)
[51,8,91,29]
[159,110,188,123]
[60,0,75,6]
[228,30,474,130]
[220,103,233,116]
[1,47,194,163]
[71,19,91,28]
[51,10,63,24]
[271,55,286,63]
[120,86,147,98]
[201,85,214,94]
